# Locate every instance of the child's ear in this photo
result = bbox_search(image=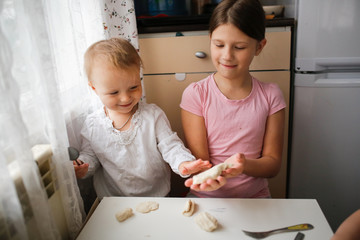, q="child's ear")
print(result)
[255,38,267,56]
